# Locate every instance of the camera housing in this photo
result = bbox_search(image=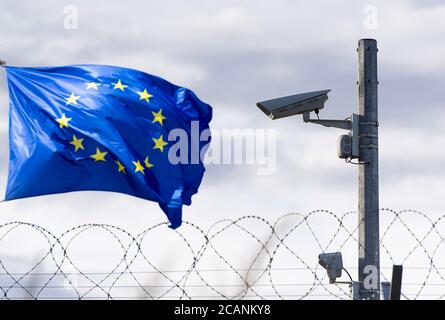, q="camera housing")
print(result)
[256,89,331,120]
[318,252,343,283]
